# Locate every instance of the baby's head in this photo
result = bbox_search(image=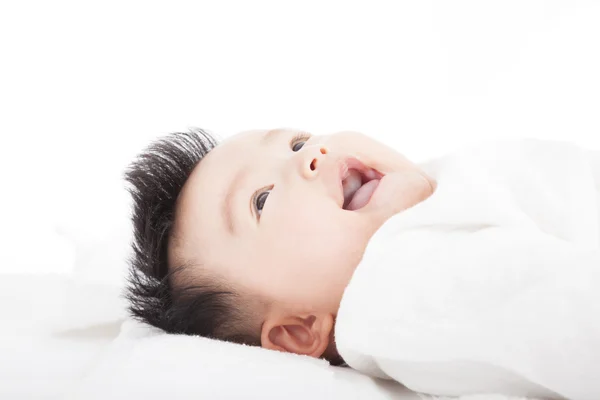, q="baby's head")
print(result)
[125,128,435,362]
